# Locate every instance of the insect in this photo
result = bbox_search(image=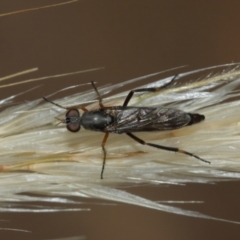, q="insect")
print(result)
[43,78,210,179]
